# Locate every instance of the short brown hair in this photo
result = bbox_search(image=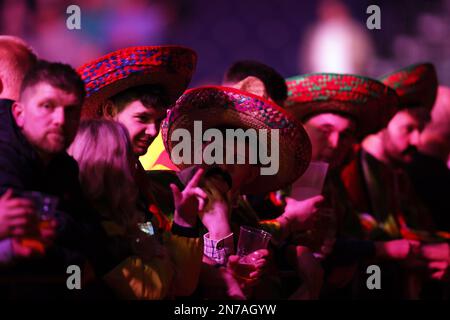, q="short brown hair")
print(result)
[20,60,86,104]
[106,84,170,115]
[224,60,287,105]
